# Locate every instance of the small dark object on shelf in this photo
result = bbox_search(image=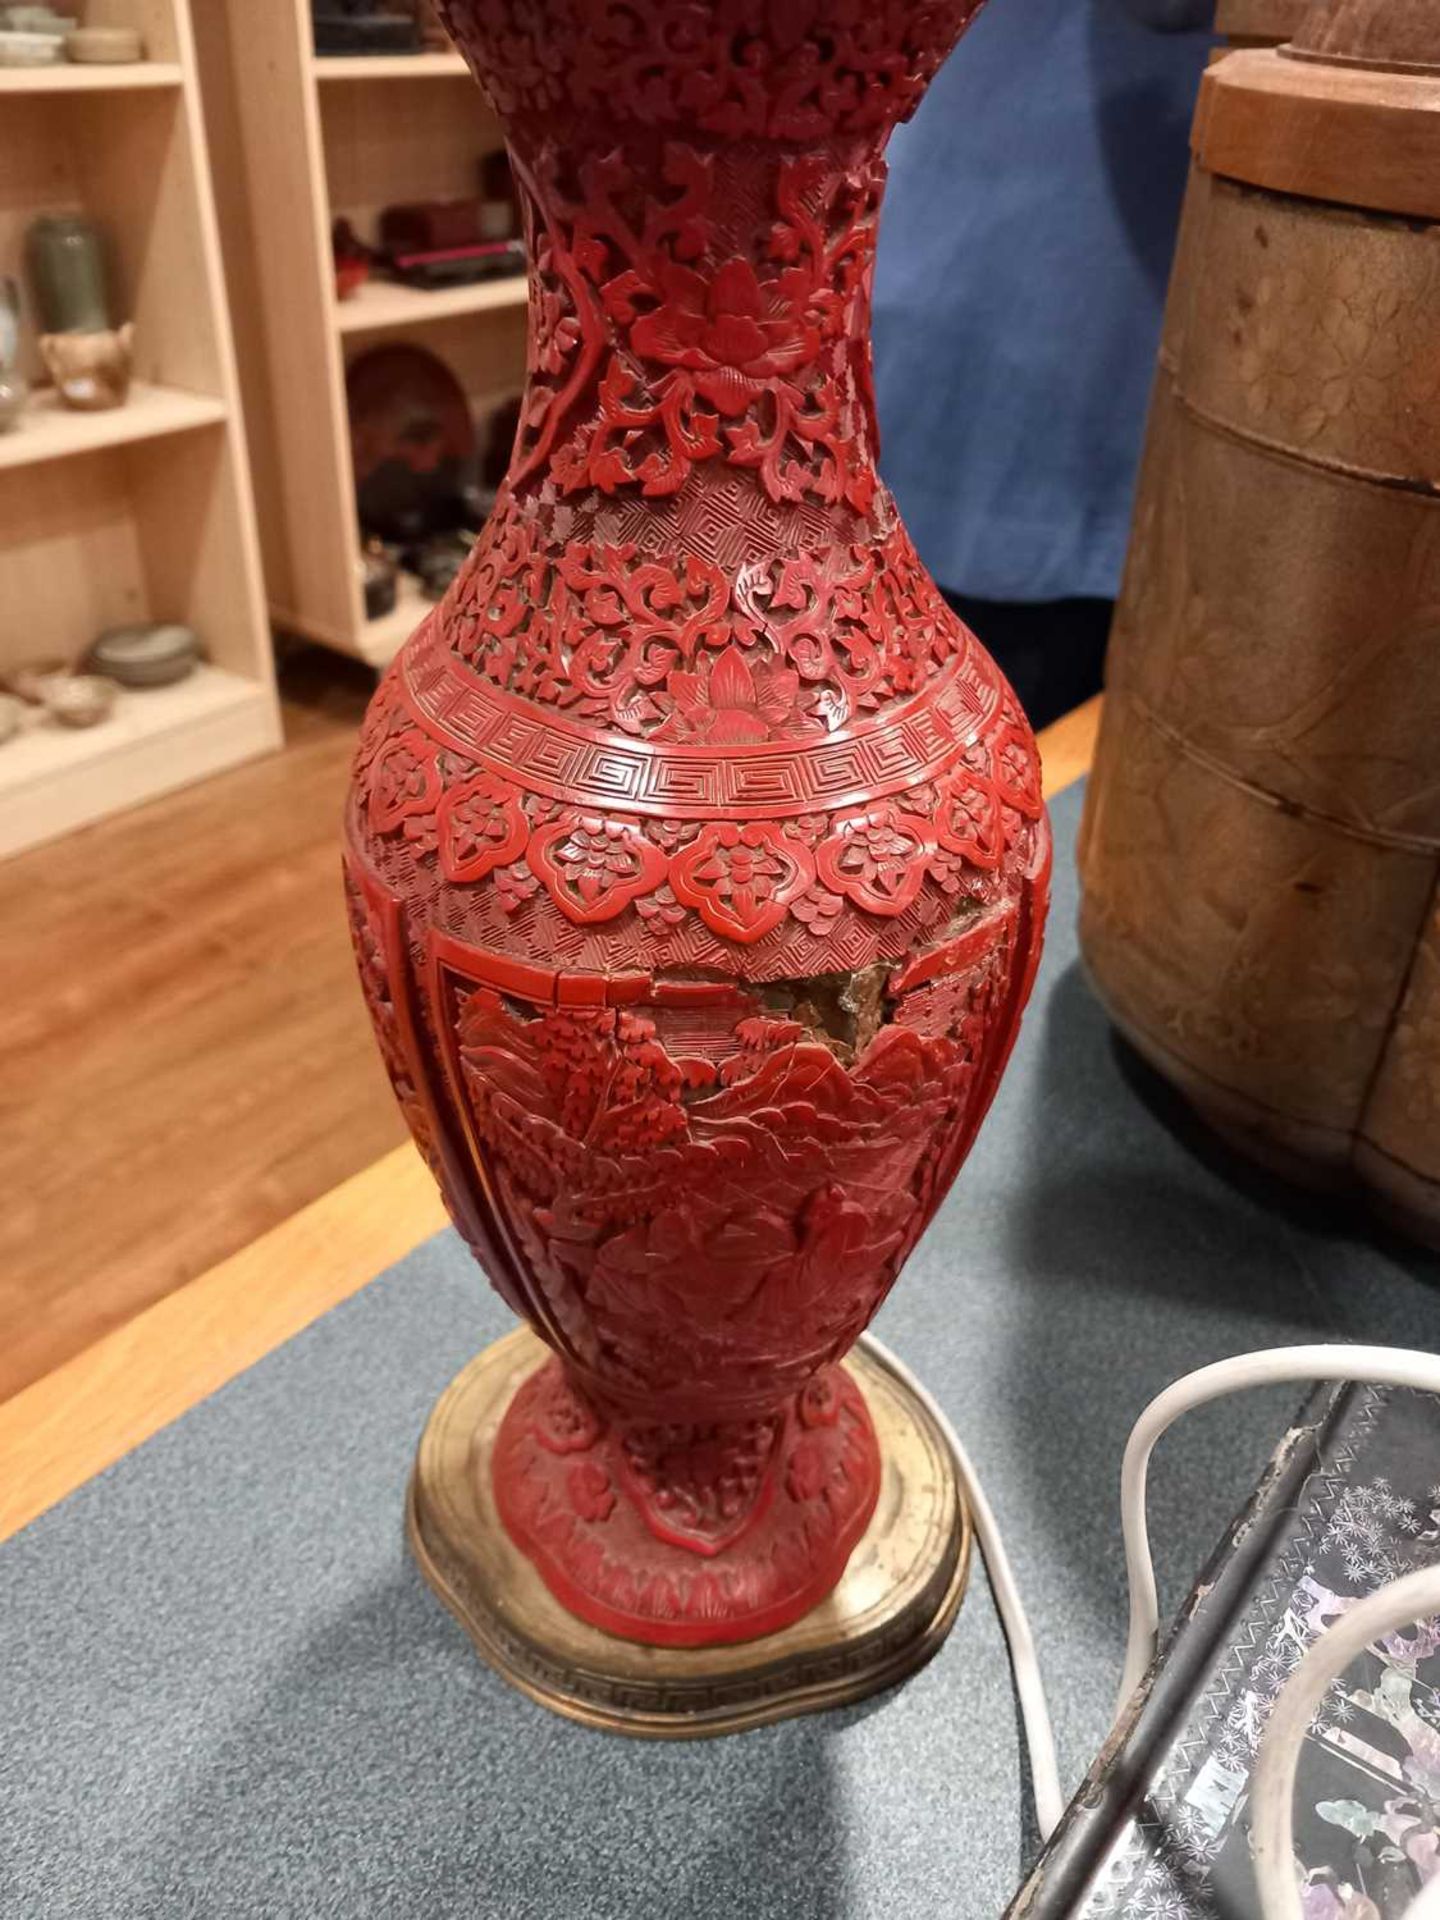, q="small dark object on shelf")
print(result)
[379,200,483,254]
[361,543,397,619]
[378,202,525,288]
[332,218,371,301]
[384,239,525,289]
[311,3,419,54]
[347,342,476,543]
[414,530,473,601]
[26,213,110,333]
